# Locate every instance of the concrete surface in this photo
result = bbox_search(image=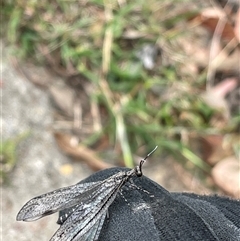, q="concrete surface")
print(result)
[1,42,92,241]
